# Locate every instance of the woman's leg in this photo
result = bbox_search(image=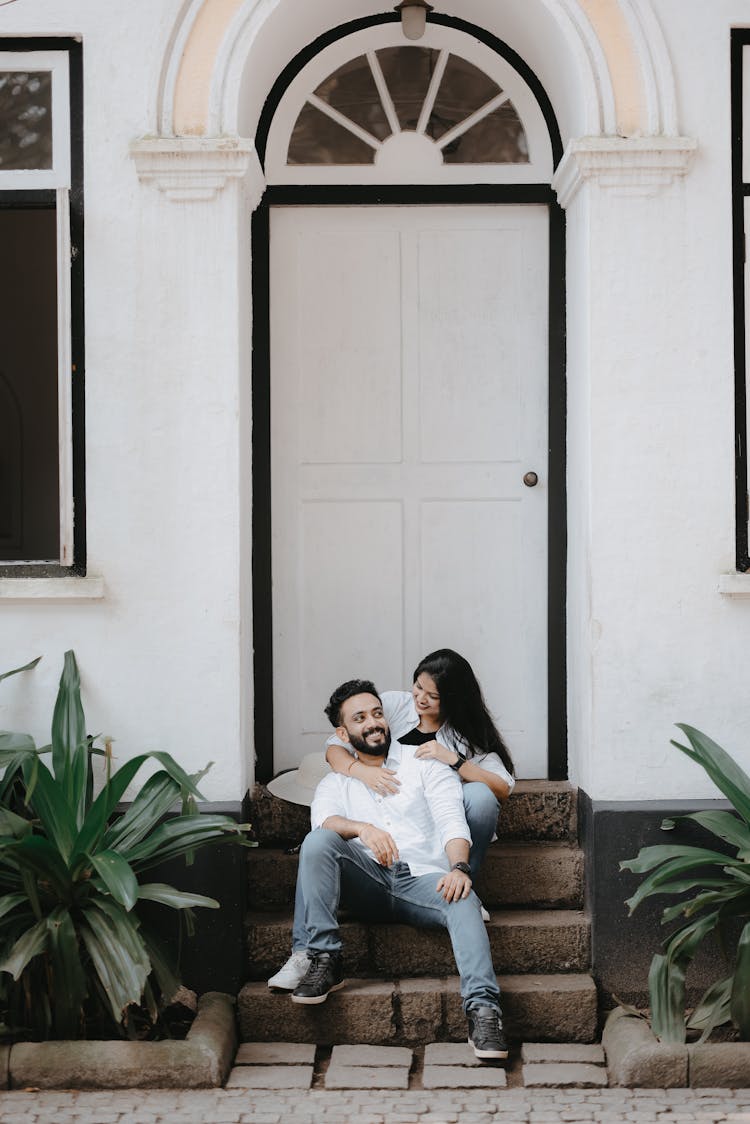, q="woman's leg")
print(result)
[462,781,500,879]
